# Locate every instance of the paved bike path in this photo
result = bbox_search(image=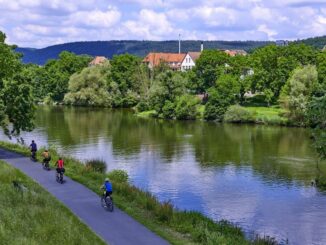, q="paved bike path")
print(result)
[0,148,169,245]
